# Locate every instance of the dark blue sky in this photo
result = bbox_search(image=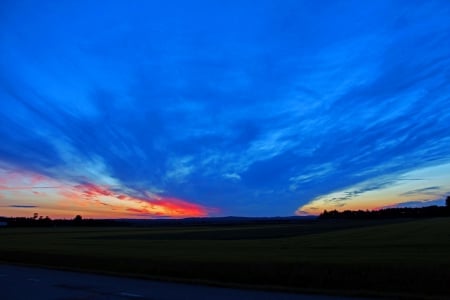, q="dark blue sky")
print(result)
[1,0,450,218]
